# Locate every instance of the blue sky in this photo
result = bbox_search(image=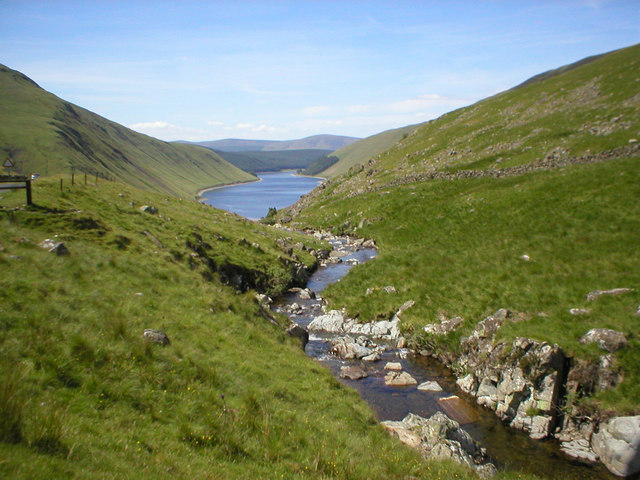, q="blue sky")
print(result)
[1,1,638,141]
